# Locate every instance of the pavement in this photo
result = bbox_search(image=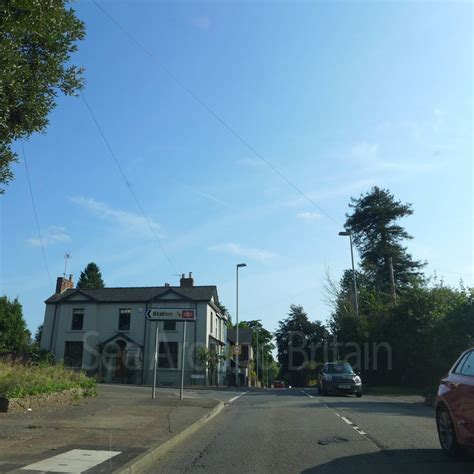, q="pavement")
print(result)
[146,387,474,474]
[0,384,246,473]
